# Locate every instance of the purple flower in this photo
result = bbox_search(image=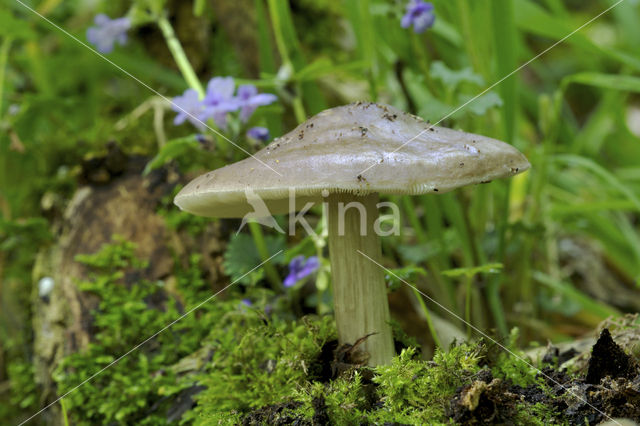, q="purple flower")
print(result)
[241,298,252,307]
[170,77,278,131]
[236,85,277,122]
[86,14,131,54]
[401,1,435,34]
[201,77,238,129]
[284,256,319,288]
[247,126,270,142]
[171,89,206,130]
